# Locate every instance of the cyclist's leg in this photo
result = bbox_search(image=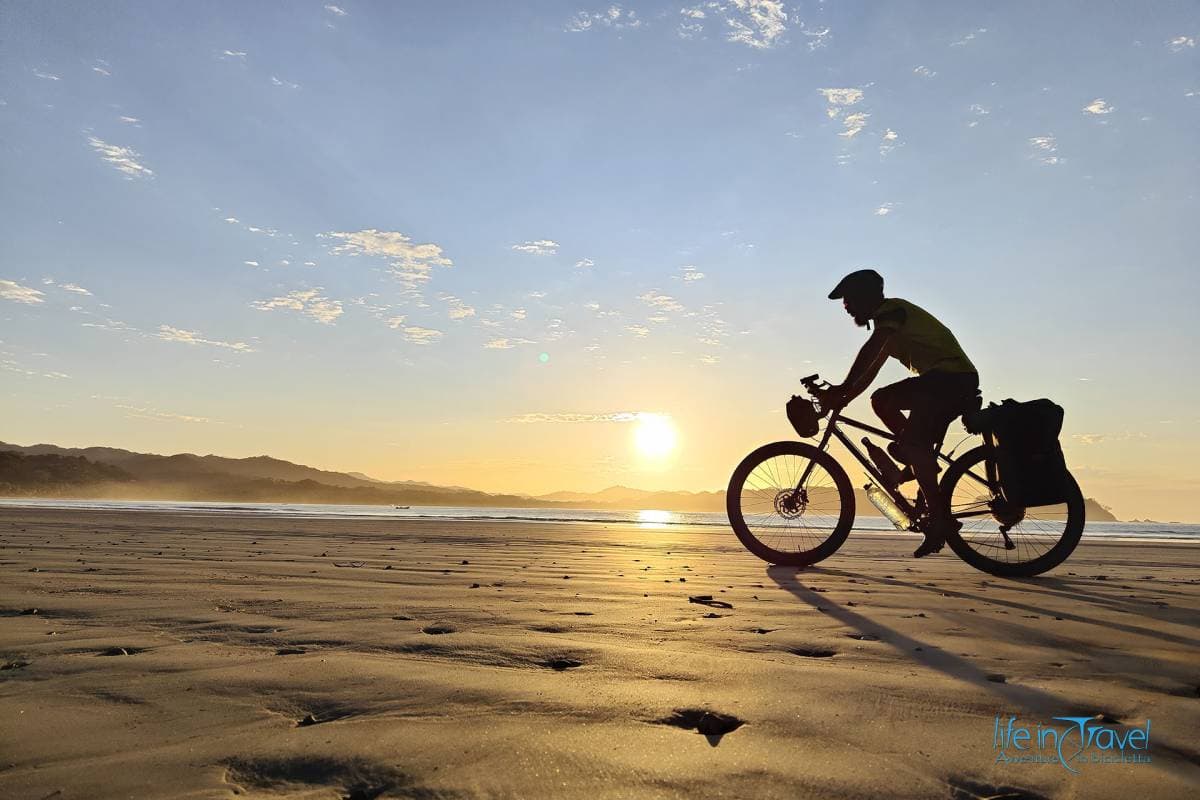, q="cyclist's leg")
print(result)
[870,377,922,437]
